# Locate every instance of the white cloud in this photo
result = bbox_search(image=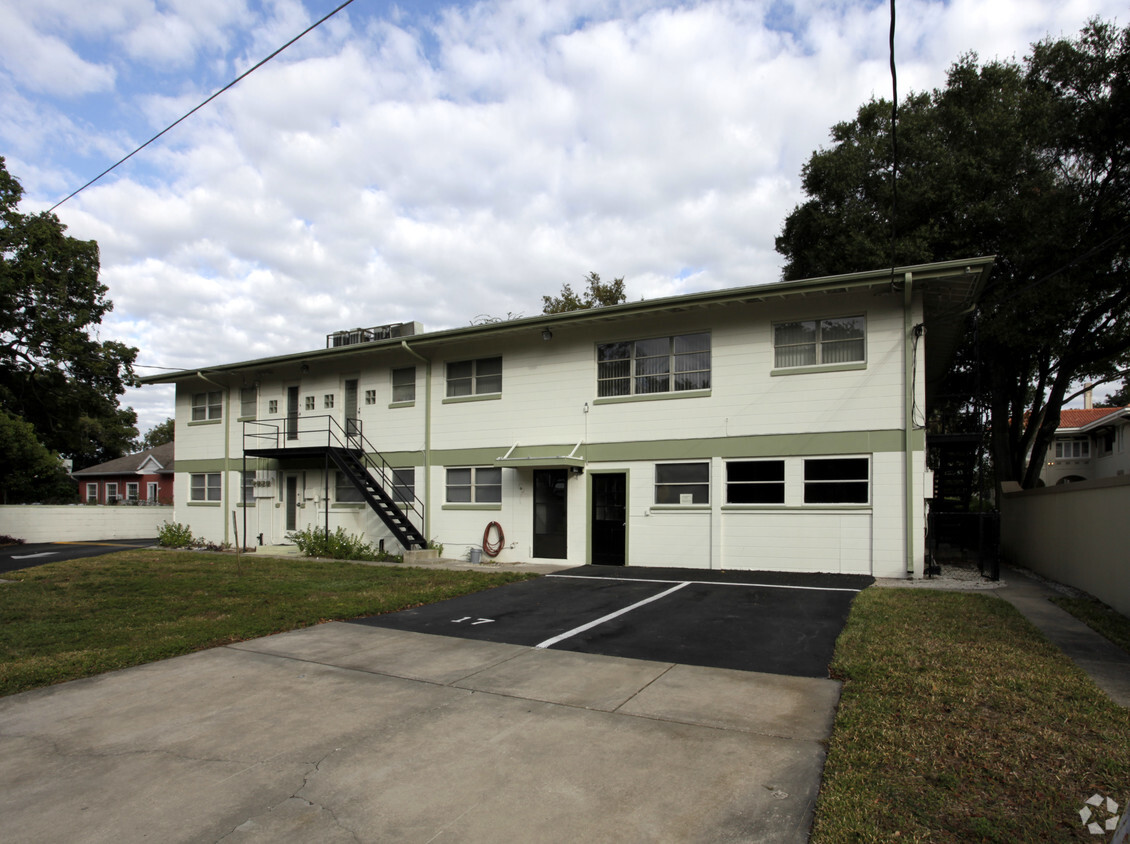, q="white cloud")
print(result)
[5,0,1126,432]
